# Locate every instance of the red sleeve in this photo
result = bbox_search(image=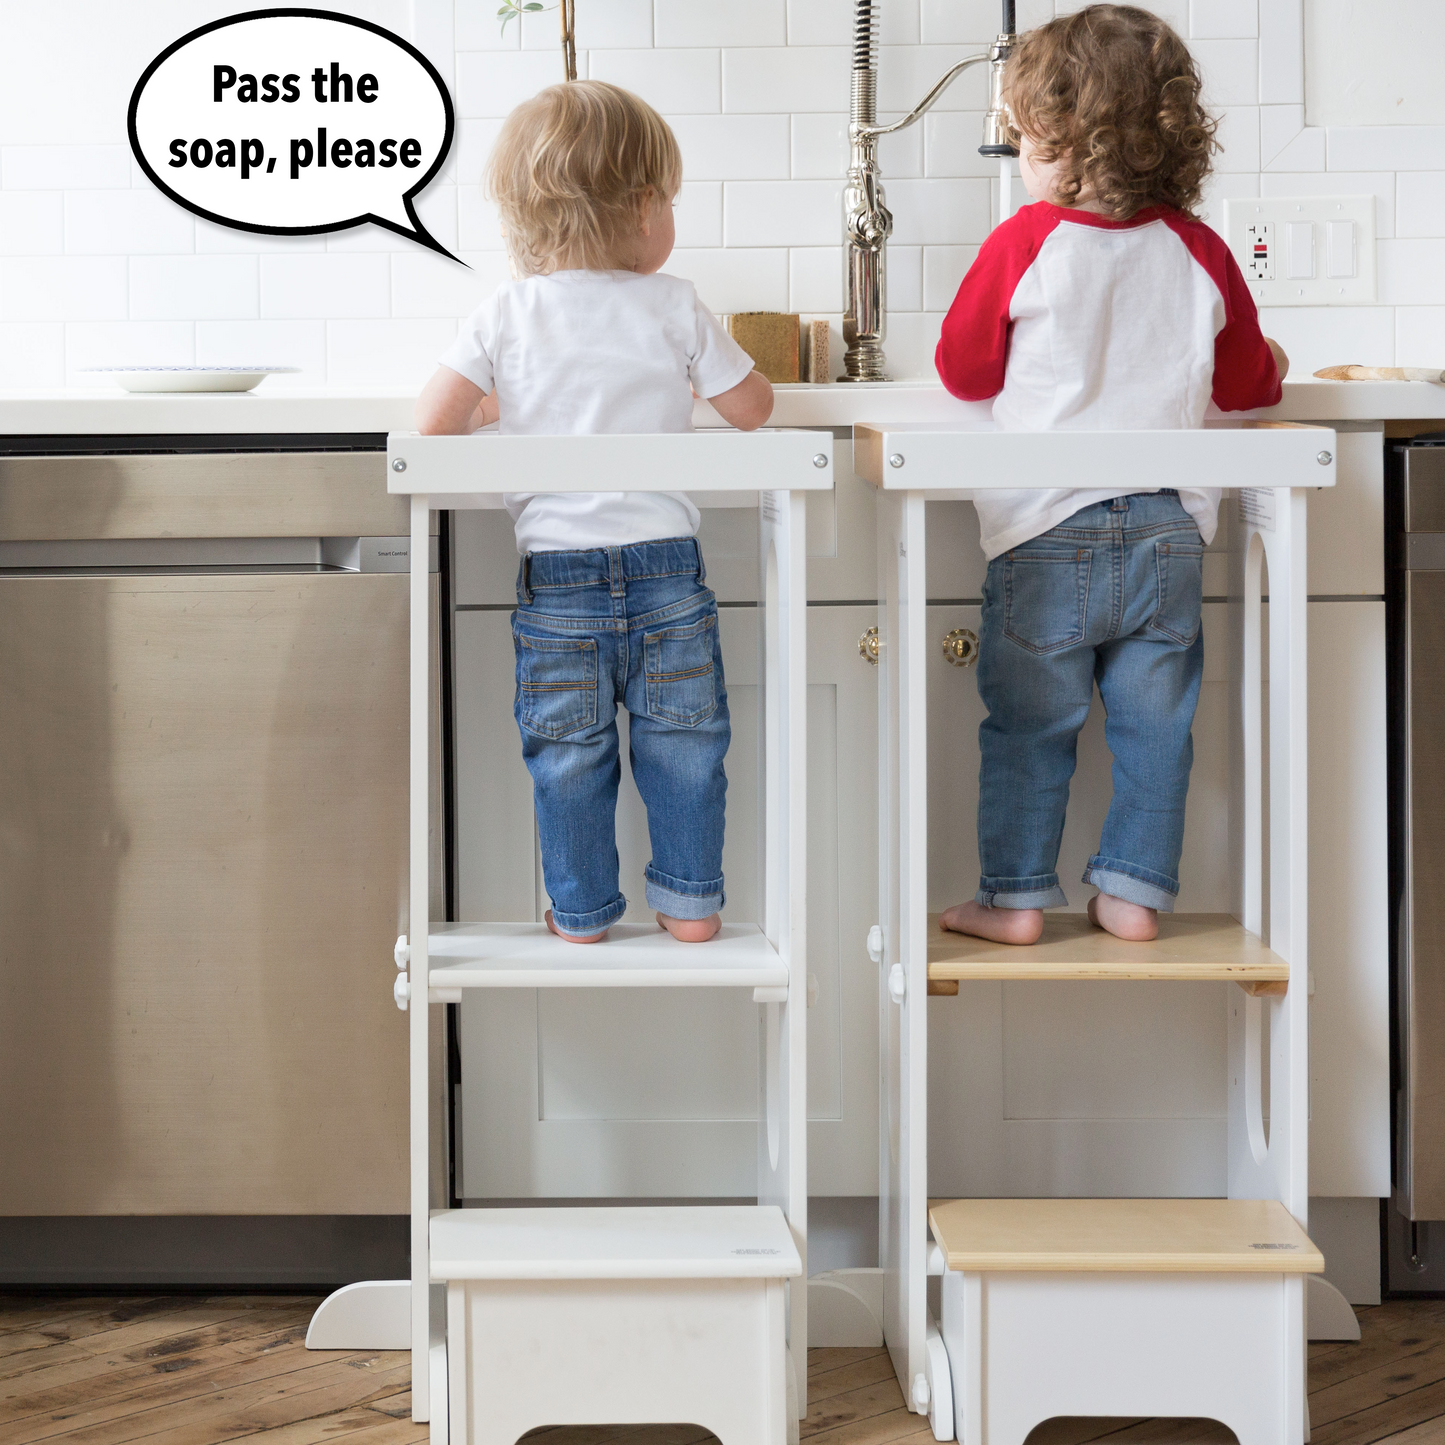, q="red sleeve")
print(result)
[934,204,1056,401]
[1162,213,1282,412]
